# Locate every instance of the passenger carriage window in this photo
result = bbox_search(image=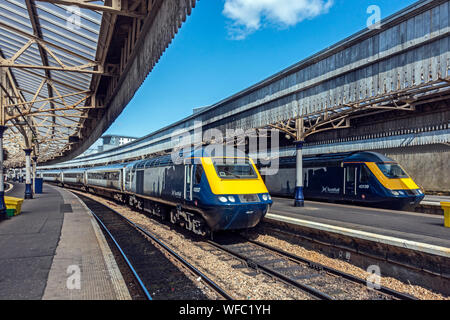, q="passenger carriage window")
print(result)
[194,165,204,185]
